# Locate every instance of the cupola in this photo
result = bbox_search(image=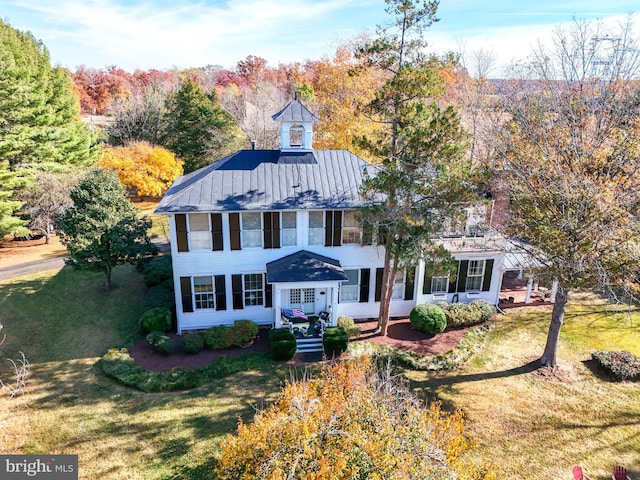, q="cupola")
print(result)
[271,99,320,152]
